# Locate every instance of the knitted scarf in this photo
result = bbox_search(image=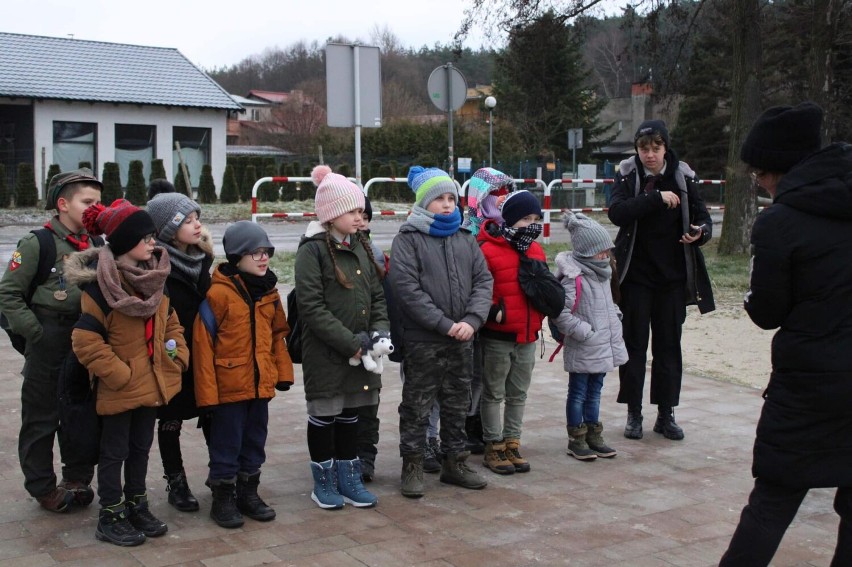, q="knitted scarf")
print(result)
[500,223,542,253]
[406,206,461,237]
[574,256,612,281]
[96,247,170,318]
[157,239,205,287]
[220,262,278,301]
